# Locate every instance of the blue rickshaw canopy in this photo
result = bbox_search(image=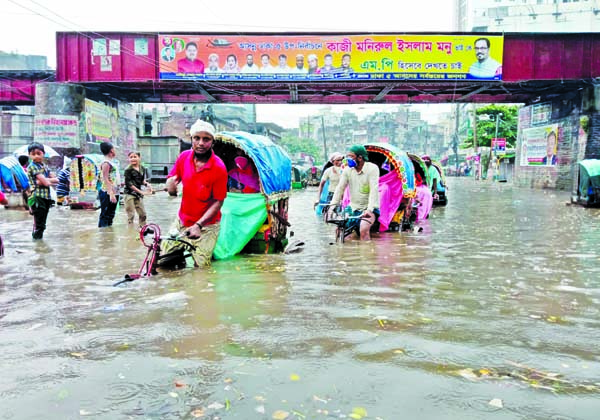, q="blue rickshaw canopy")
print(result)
[216,131,291,199]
